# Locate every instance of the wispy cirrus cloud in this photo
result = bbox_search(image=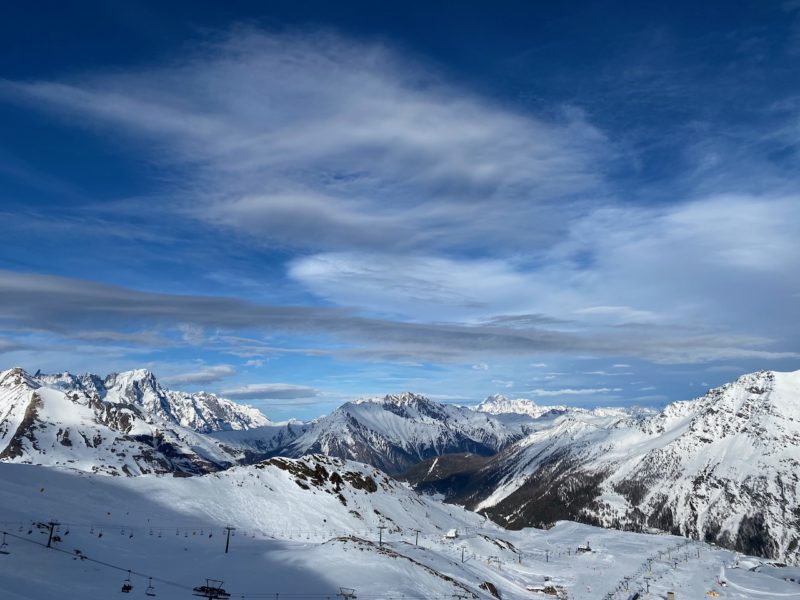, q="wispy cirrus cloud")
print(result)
[0,25,798,411]
[0,29,609,255]
[287,194,800,340]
